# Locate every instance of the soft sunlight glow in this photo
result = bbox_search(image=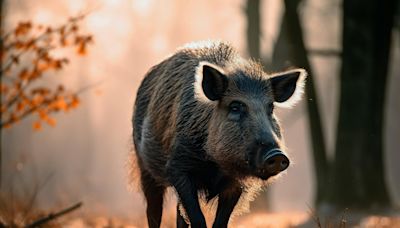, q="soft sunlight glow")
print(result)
[67,0,86,14]
[33,9,53,24]
[151,35,169,54]
[103,0,120,7]
[131,0,152,16]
